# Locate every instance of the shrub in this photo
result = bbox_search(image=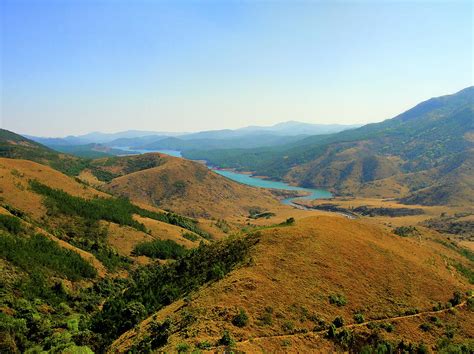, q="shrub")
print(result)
[419,323,432,332]
[0,214,22,234]
[327,324,337,338]
[393,226,419,237]
[450,290,463,306]
[467,297,474,311]
[232,308,249,328]
[353,313,365,324]
[333,316,344,328]
[282,321,295,333]
[182,232,199,242]
[281,339,291,347]
[404,308,419,315]
[258,307,273,326]
[218,330,235,347]
[380,322,394,332]
[132,239,187,259]
[429,316,443,327]
[196,340,212,350]
[176,342,190,353]
[215,219,230,233]
[329,294,347,307]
